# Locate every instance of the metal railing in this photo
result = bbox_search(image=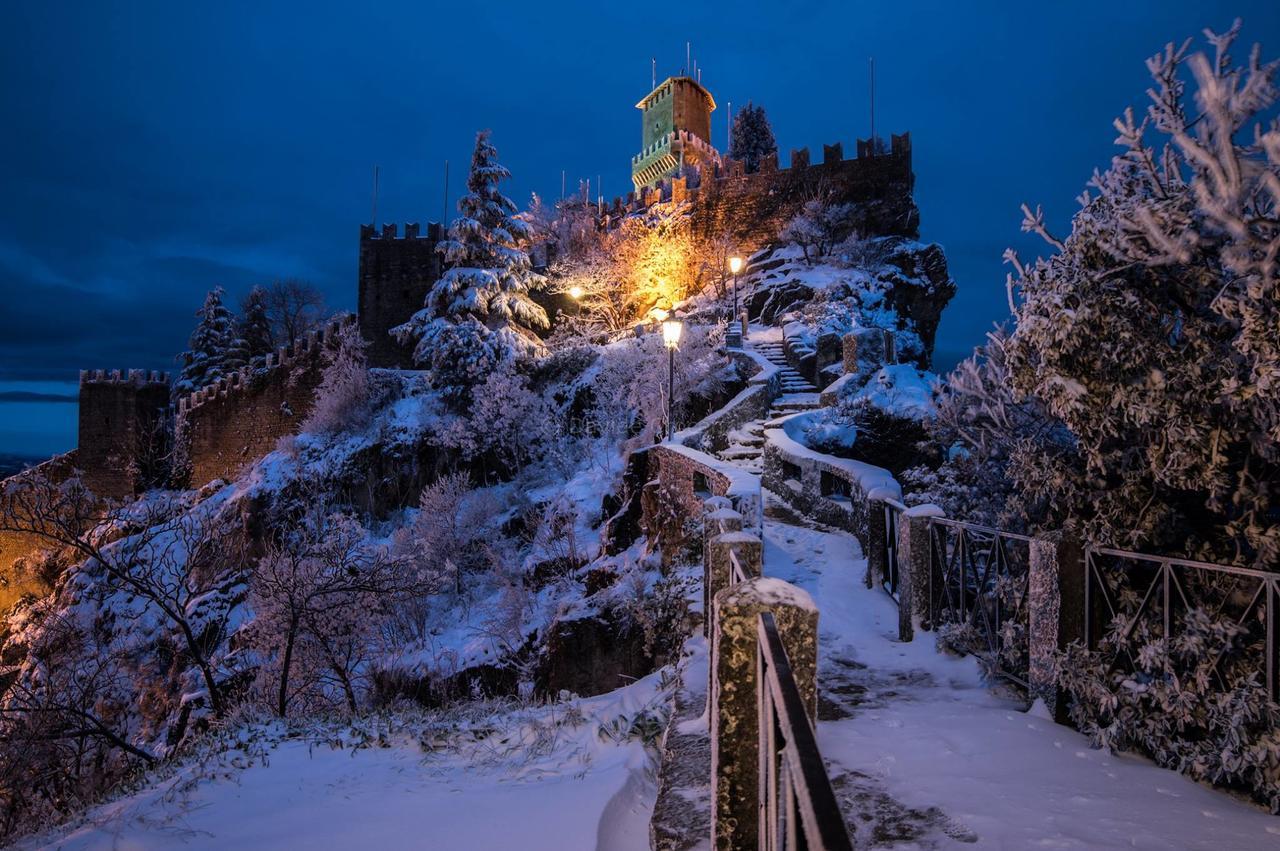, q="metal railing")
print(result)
[879,498,907,603]
[1086,547,1280,703]
[927,518,1034,688]
[757,612,854,851]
